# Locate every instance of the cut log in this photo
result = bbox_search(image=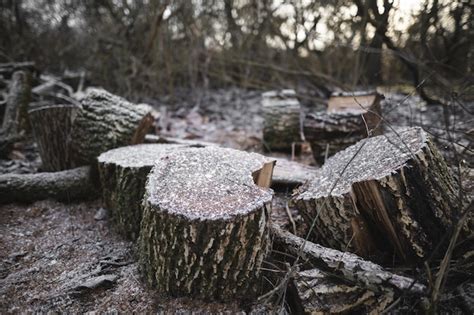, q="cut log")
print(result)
[304,91,382,164]
[292,127,462,262]
[271,224,426,294]
[69,88,154,165]
[144,134,218,147]
[28,105,80,171]
[98,144,188,240]
[272,158,319,189]
[2,70,31,135]
[139,147,275,301]
[0,166,97,204]
[262,89,302,152]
